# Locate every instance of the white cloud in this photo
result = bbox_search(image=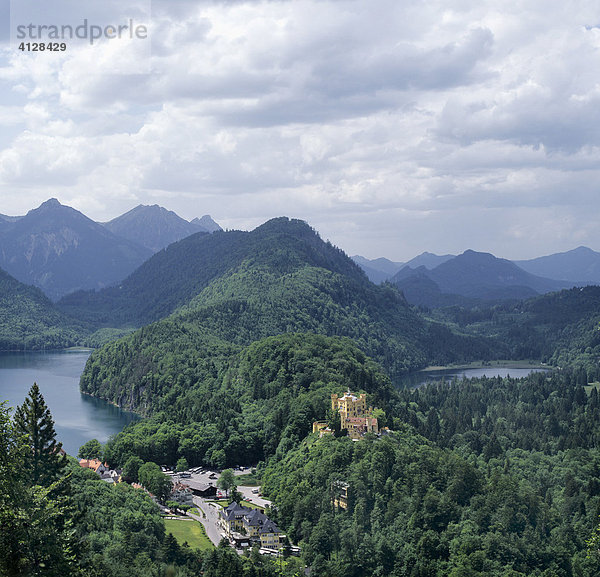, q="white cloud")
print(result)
[0,0,599,260]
